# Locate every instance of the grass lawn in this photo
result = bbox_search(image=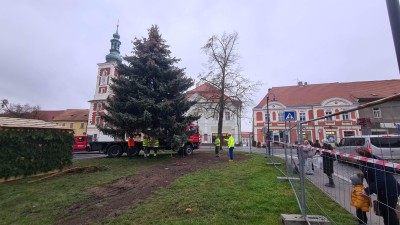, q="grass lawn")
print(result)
[0,152,356,225]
